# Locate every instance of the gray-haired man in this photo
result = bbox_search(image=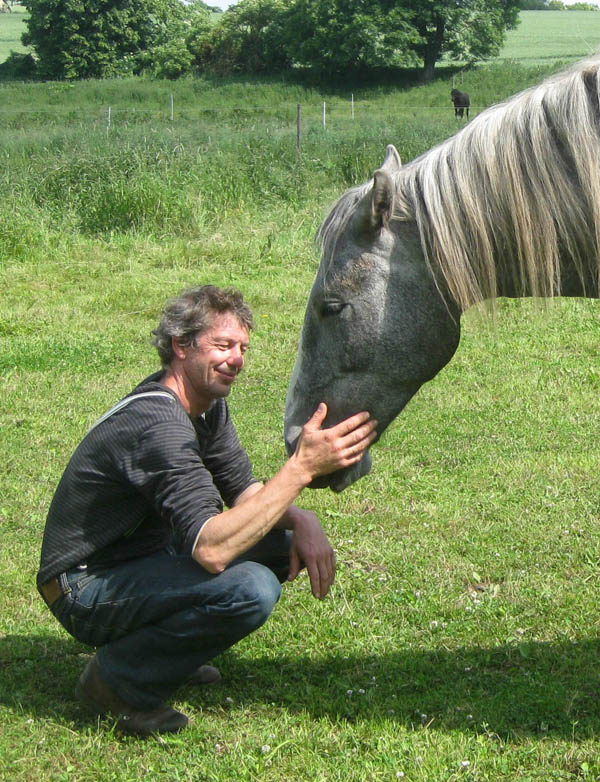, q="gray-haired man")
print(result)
[38,285,377,736]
